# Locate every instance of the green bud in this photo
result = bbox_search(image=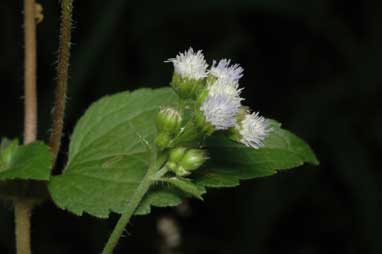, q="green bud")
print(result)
[155,132,172,150]
[166,148,208,176]
[178,149,208,171]
[168,147,187,163]
[165,161,177,172]
[156,107,182,134]
[170,73,205,99]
